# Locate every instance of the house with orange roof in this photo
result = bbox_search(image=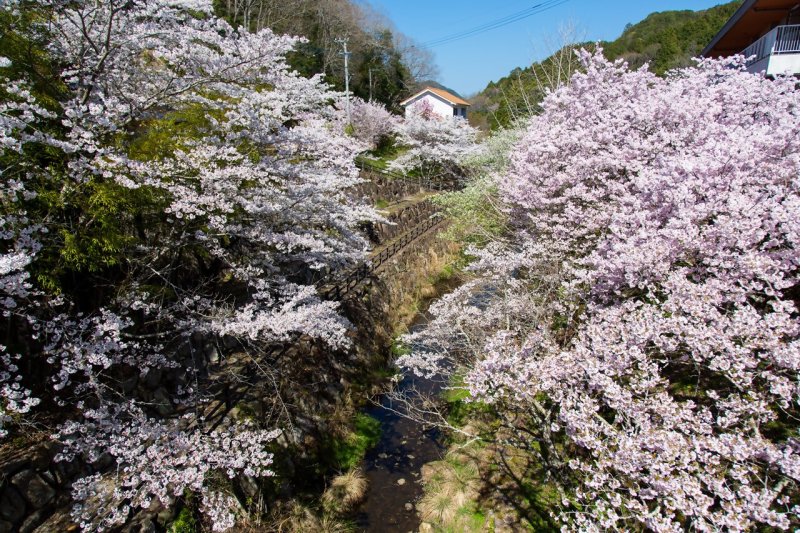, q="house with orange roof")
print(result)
[400,86,471,119]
